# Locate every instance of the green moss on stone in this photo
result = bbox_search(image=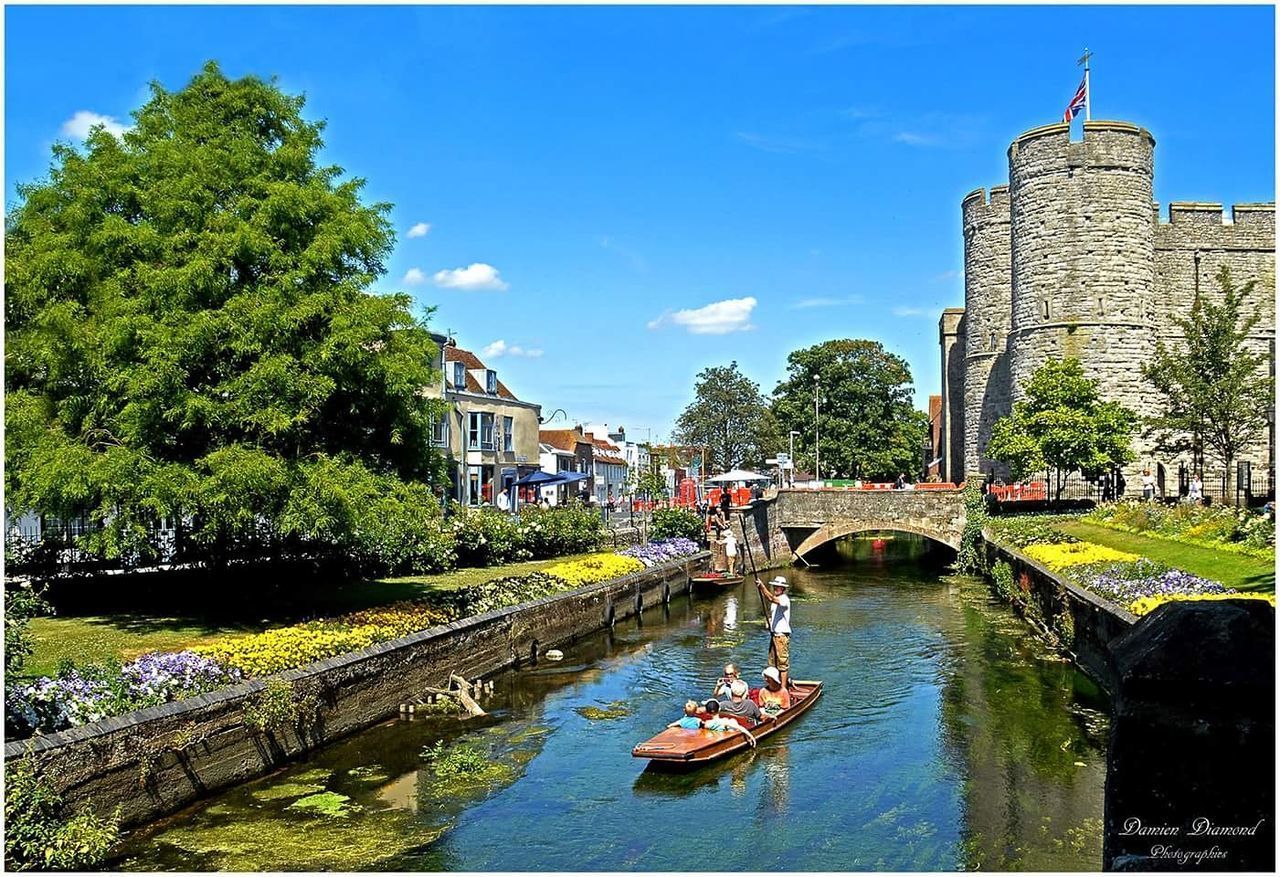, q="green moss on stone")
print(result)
[574,700,631,721]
